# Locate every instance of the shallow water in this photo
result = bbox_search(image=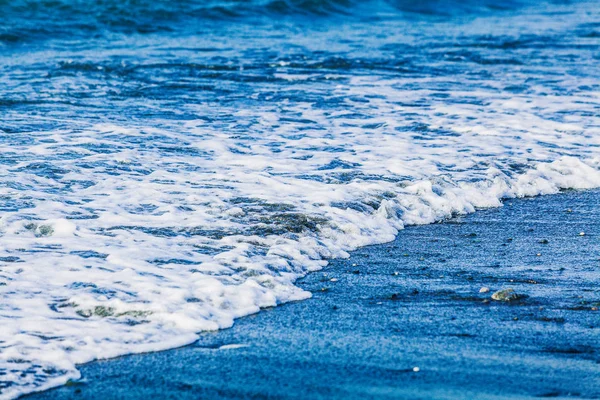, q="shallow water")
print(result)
[1,1,600,398]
